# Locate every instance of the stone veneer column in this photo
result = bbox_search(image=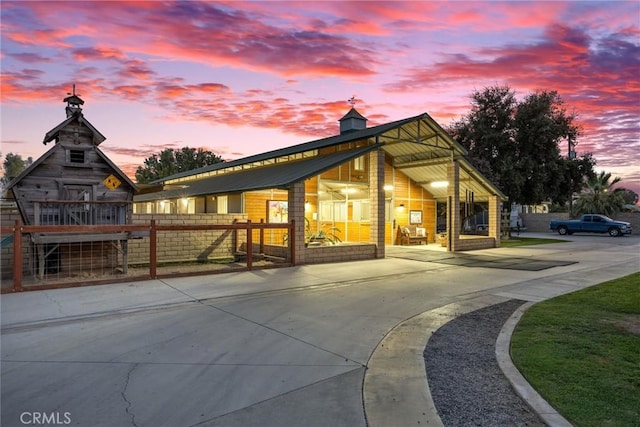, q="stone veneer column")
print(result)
[288,181,306,265]
[489,195,501,248]
[447,160,461,252]
[369,149,385,258]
